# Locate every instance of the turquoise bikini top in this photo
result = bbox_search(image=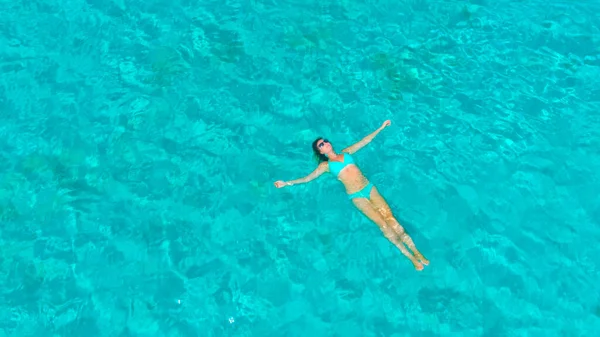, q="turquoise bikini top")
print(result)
[328,153,355,176]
